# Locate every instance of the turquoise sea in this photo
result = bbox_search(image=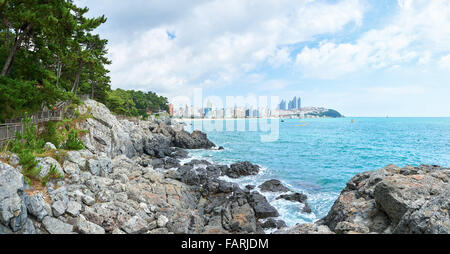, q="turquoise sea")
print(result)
[183,118,450,226]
